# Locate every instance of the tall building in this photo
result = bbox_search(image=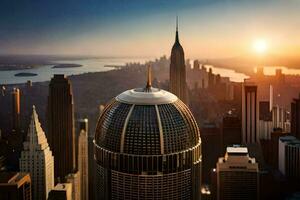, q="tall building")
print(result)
[11,88,21,133]
[222,114,242,152]
[169,17,187,103]
[216,145,259,200]
[48,183,72,200]
[47,74,76,182]
[242,83,259,143]
[0,172,32,200]
[258,101,273,139]
[272,105,287,130]
[94,69,201,199]
[78,119,88,200]
[88,135,96,200]
[19,106,54,200]
[291,93,300,139]
[278,136,300,181]
[201,122,222,183]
